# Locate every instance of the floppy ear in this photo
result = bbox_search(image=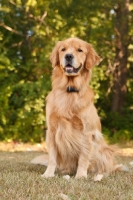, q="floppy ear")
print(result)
[50,41,61,68]
[85,44,102,70]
